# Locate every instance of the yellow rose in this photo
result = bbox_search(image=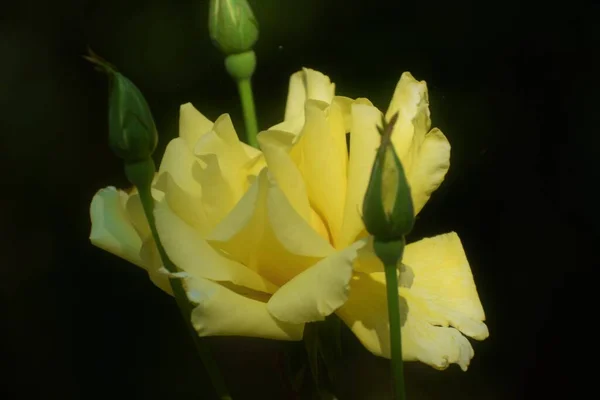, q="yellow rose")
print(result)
[90,68,488,371]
